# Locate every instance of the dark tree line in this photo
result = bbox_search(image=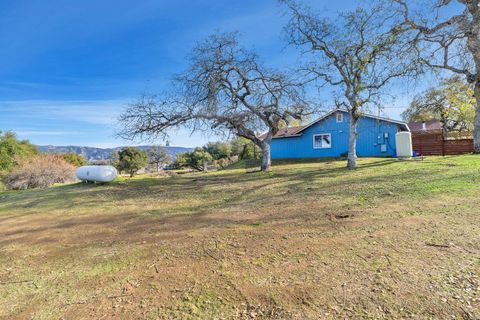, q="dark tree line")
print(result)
[174,138,261,172]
